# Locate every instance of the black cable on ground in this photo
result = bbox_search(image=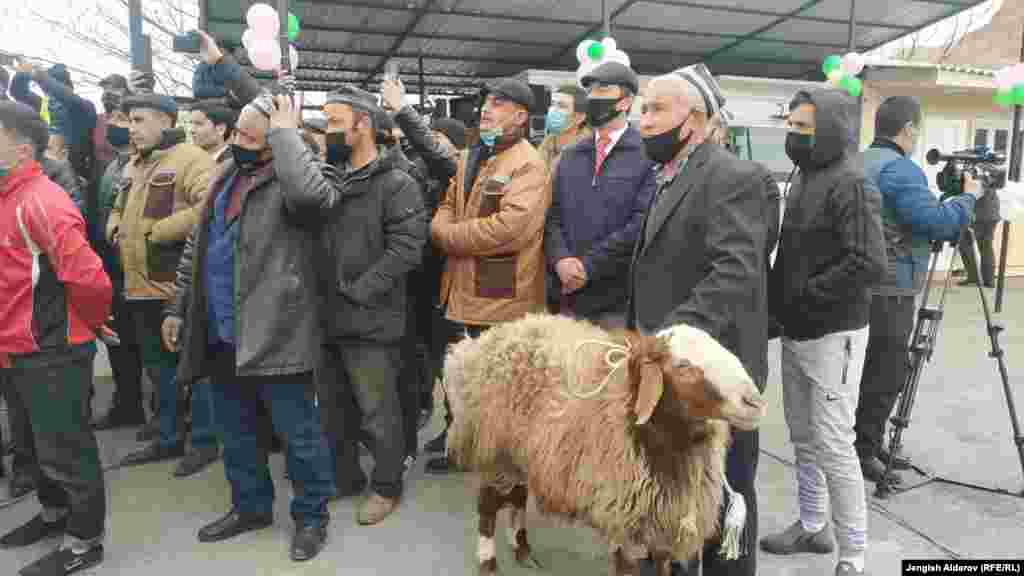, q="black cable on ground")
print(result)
[759,448,963,559]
